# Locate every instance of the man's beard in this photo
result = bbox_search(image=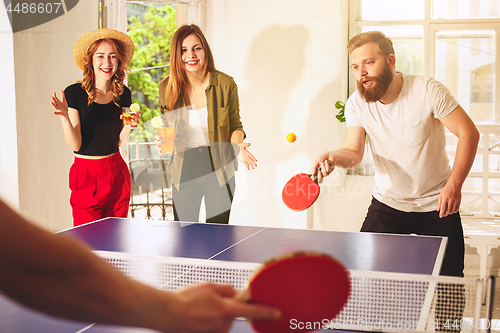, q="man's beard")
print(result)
[357,62,393,103]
